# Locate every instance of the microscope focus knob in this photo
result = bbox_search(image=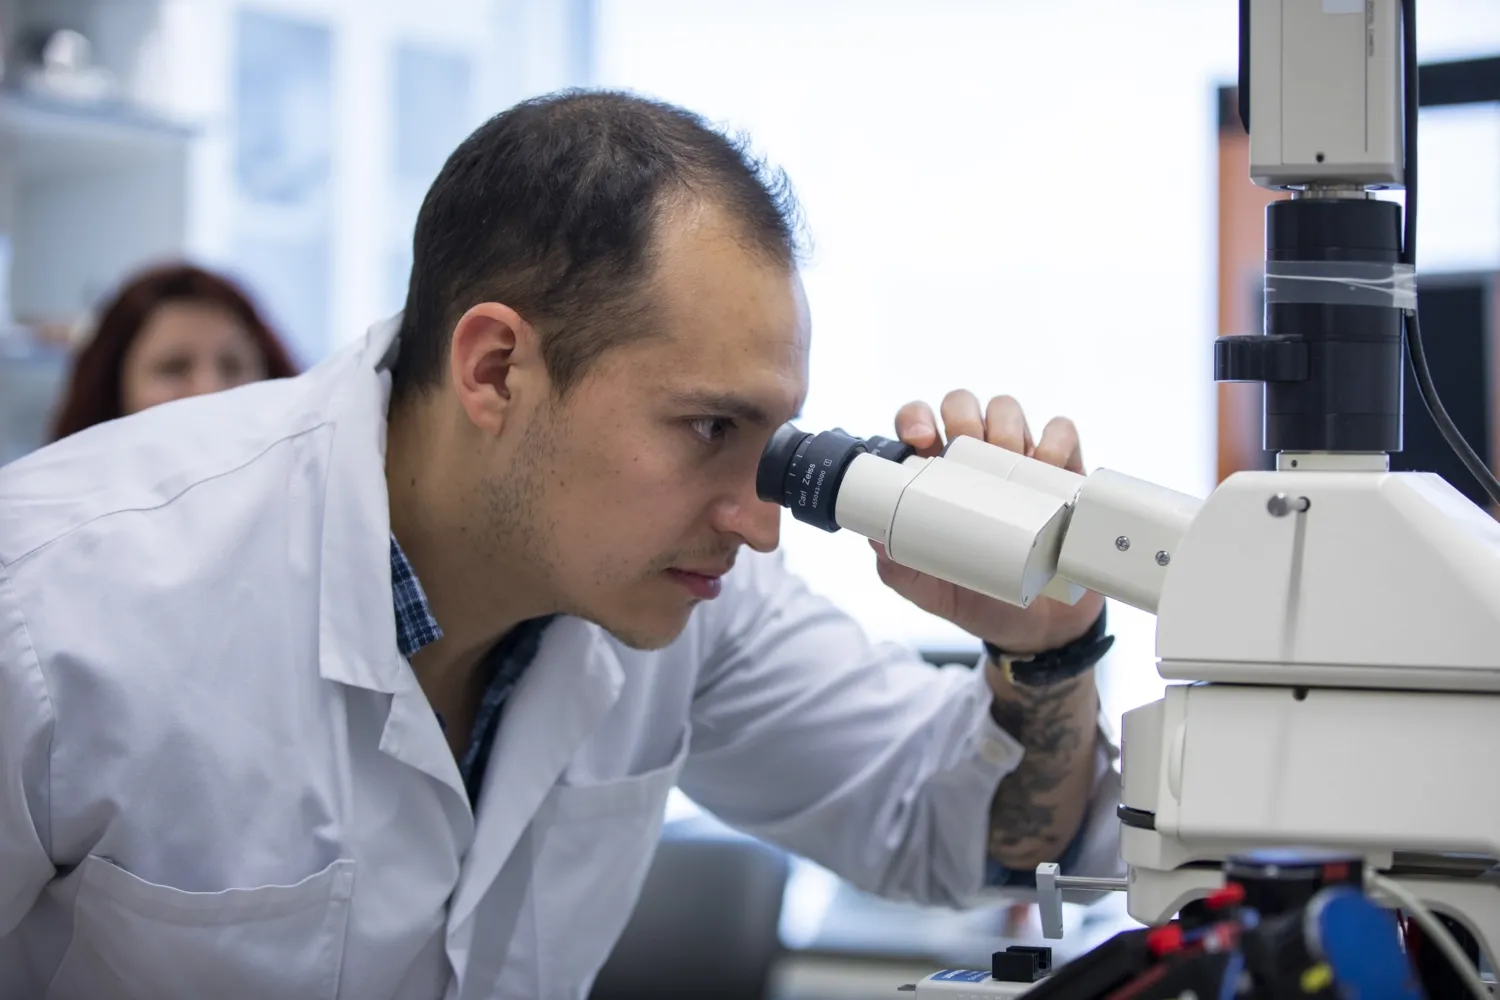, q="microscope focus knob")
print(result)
[1214,334,1311,384]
